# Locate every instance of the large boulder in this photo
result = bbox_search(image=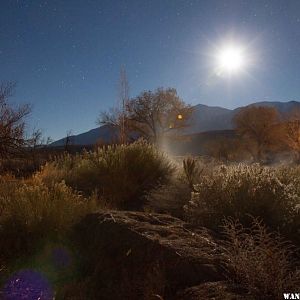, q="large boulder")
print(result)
[70,210,224,300]
[176,281,253,300]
